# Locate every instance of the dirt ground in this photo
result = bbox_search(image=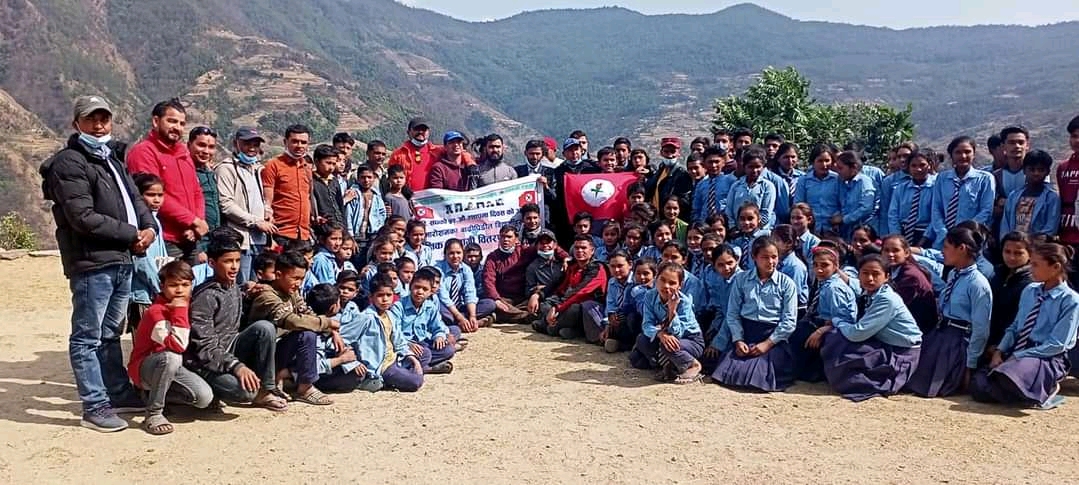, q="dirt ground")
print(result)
[1,256,1078,484]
